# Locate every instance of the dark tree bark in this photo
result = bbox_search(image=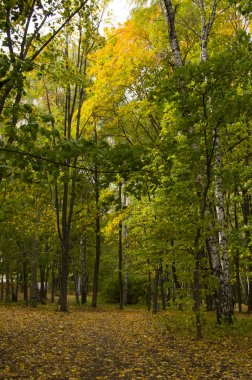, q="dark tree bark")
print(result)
[73,266,80,305]
[29,237,39,307]
[92,159,101,308]
[23,252,28,305]
[242,188,252,312]
[193,228,203,339]
[153,266,160,314]
[118,182,124,310]
[123,270,128,306]
[159,265,166,311]
[5,263,10,303]
[51,263,56,304]
[0,273,4,301]
[233,189,242,313]
[81,236,88,304]
[147,259,151,312]
[193,248,202,339]
[40,266,47,304]
[171,260,181,302]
